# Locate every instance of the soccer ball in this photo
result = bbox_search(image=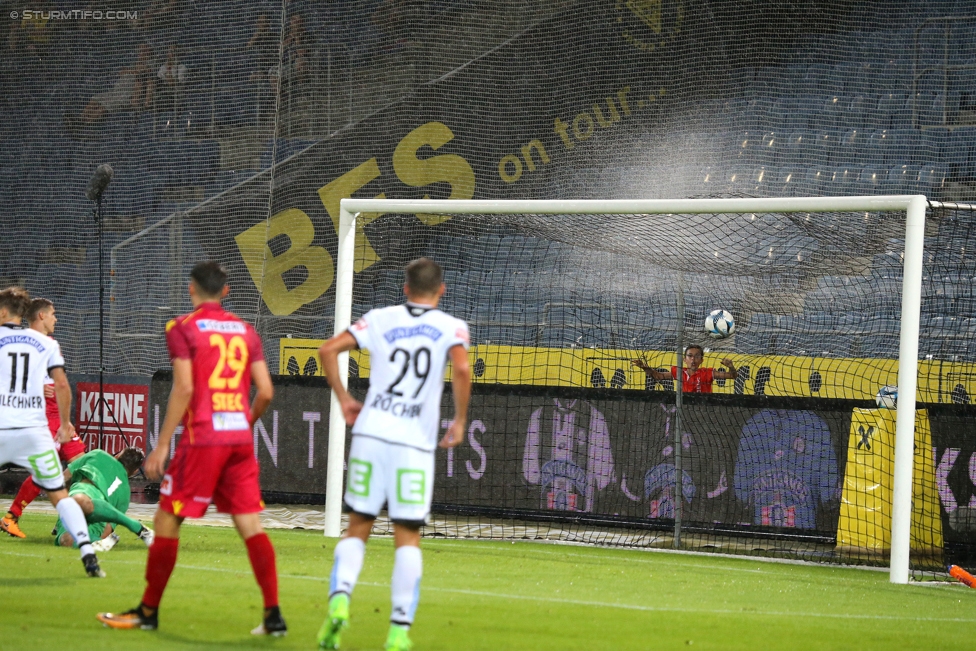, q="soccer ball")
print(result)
[704,309,736,338]
[876,385,898,409]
